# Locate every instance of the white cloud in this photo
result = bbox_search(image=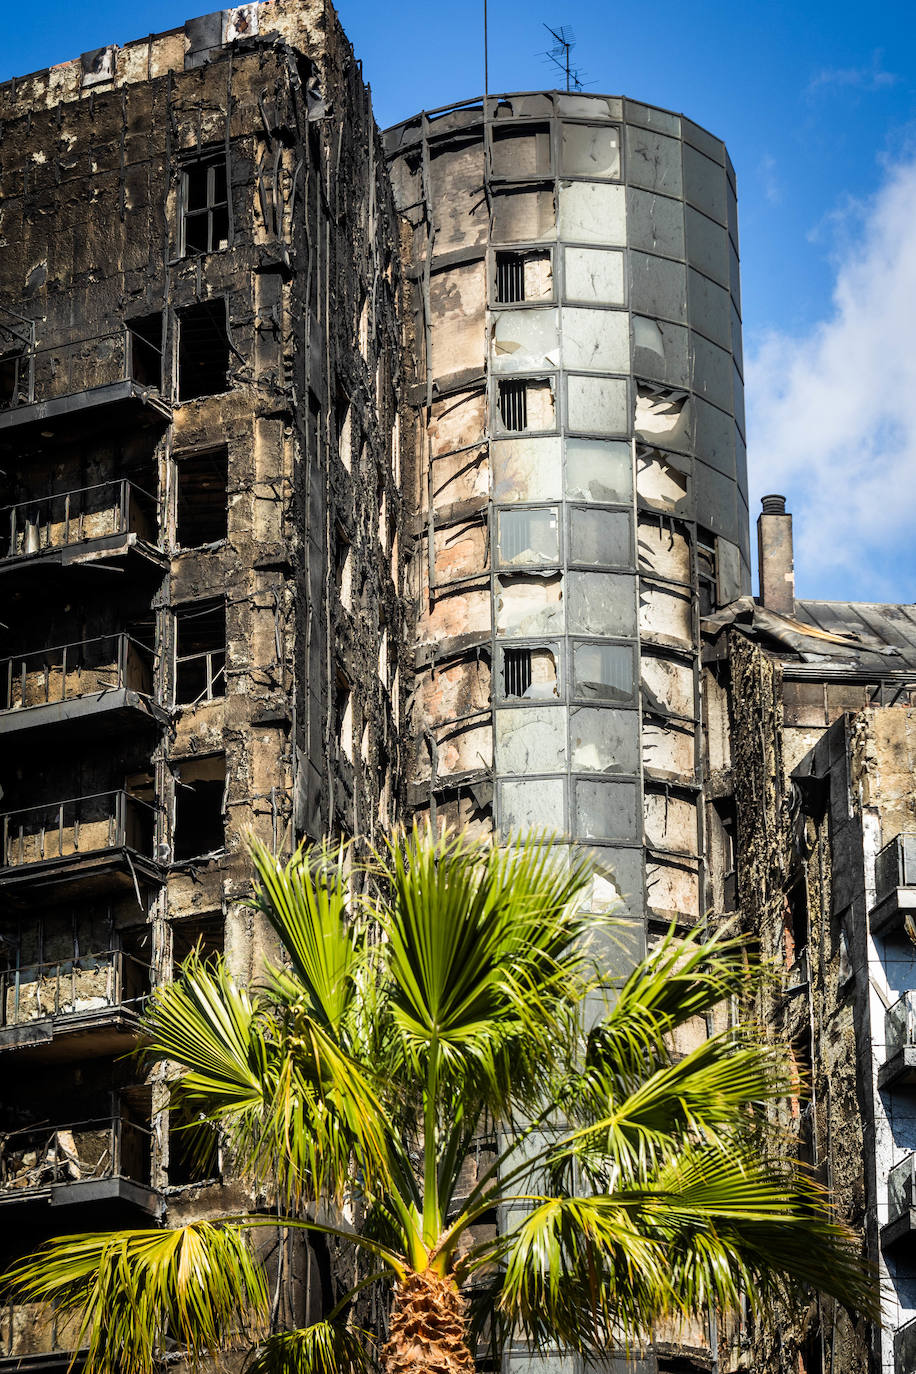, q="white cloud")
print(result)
[745,153,916,602]
[806,51,898,97]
